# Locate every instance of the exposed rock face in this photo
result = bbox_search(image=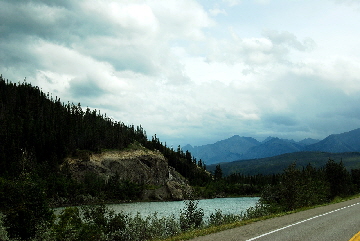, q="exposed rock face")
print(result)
[64,148,193,201]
